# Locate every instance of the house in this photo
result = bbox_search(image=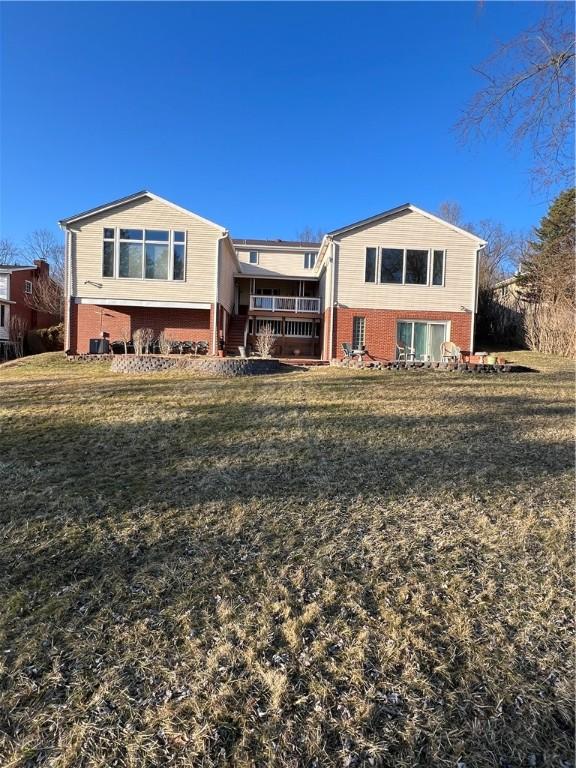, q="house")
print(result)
[0,260,55,341]
[59,191,486,361]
